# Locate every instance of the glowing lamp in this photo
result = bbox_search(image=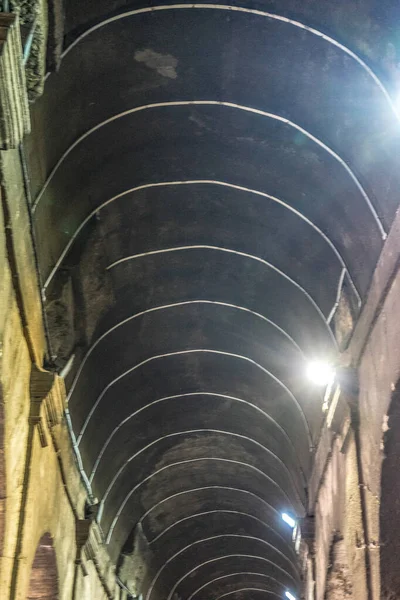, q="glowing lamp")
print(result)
[306,360,335,386]
[281,513,296,528]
